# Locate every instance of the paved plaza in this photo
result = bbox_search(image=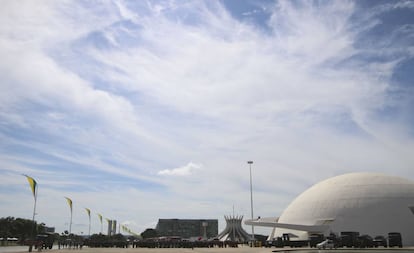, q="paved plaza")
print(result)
[3,246,414,253]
